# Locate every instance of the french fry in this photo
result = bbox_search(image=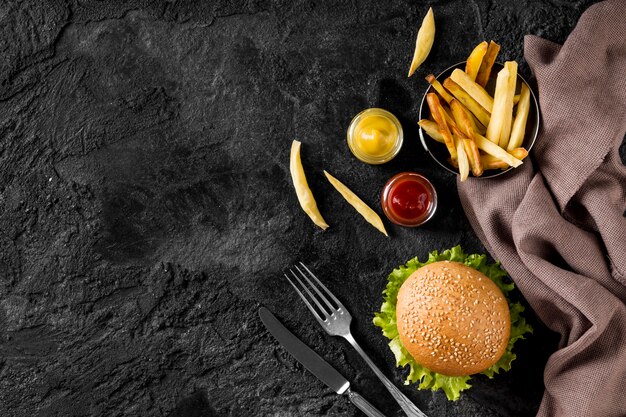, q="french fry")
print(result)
[450,69,494,112]
[480,157,508,170]
[443,78,491,127]
[419,119,445,143]
[450,101,483,176]
[510,147,529,160]
[474,134,523,167]
[425,74,454,104]
[290,141,329,230]
[469,111,487,135]
[465,41,488,81]
[486,66,510,143]
[429,41,528,174]
[451,124,484,177]
[475,40,500,87]
[507,83,531,150]
[441,103,457,128]
[481,147,528,170]
[452,100,486,134]
[426,93,457,159]
[408,7,435,77]
[464,138,483,176]
[449,99,478,136]
[449,99,474,138]
[499,61,518,148]
[324,171,388,236]
[431,103,458,130]
[474,121,487,135]
[455,134,470,181]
